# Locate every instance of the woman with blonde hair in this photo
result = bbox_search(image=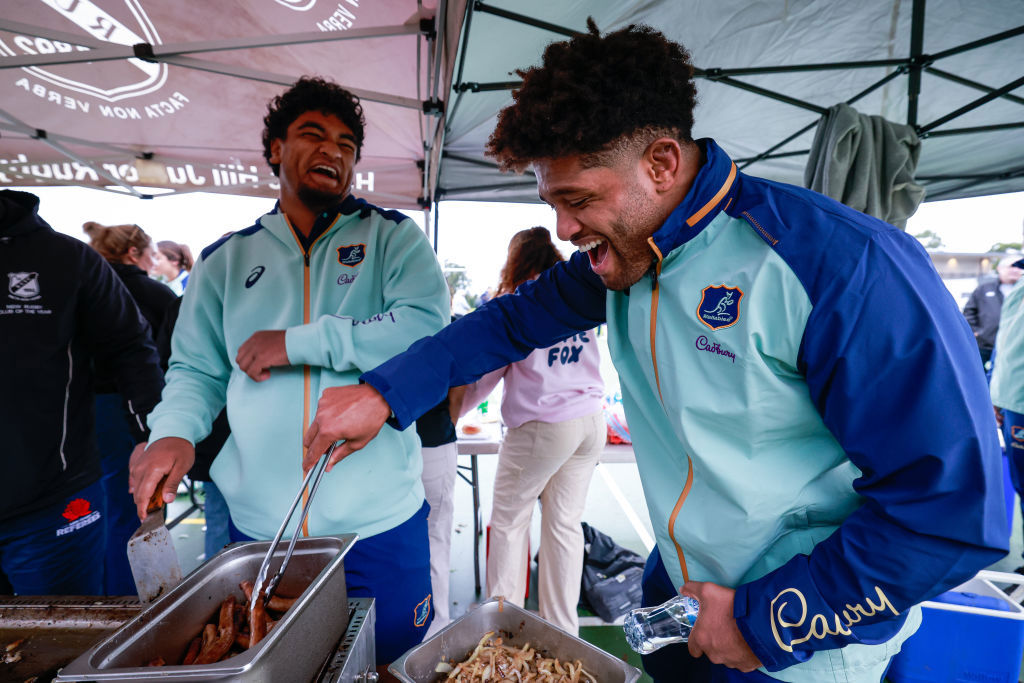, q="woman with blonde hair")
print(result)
[457,226,605,635]
[151,240,194,295]
[83,221,175,595]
